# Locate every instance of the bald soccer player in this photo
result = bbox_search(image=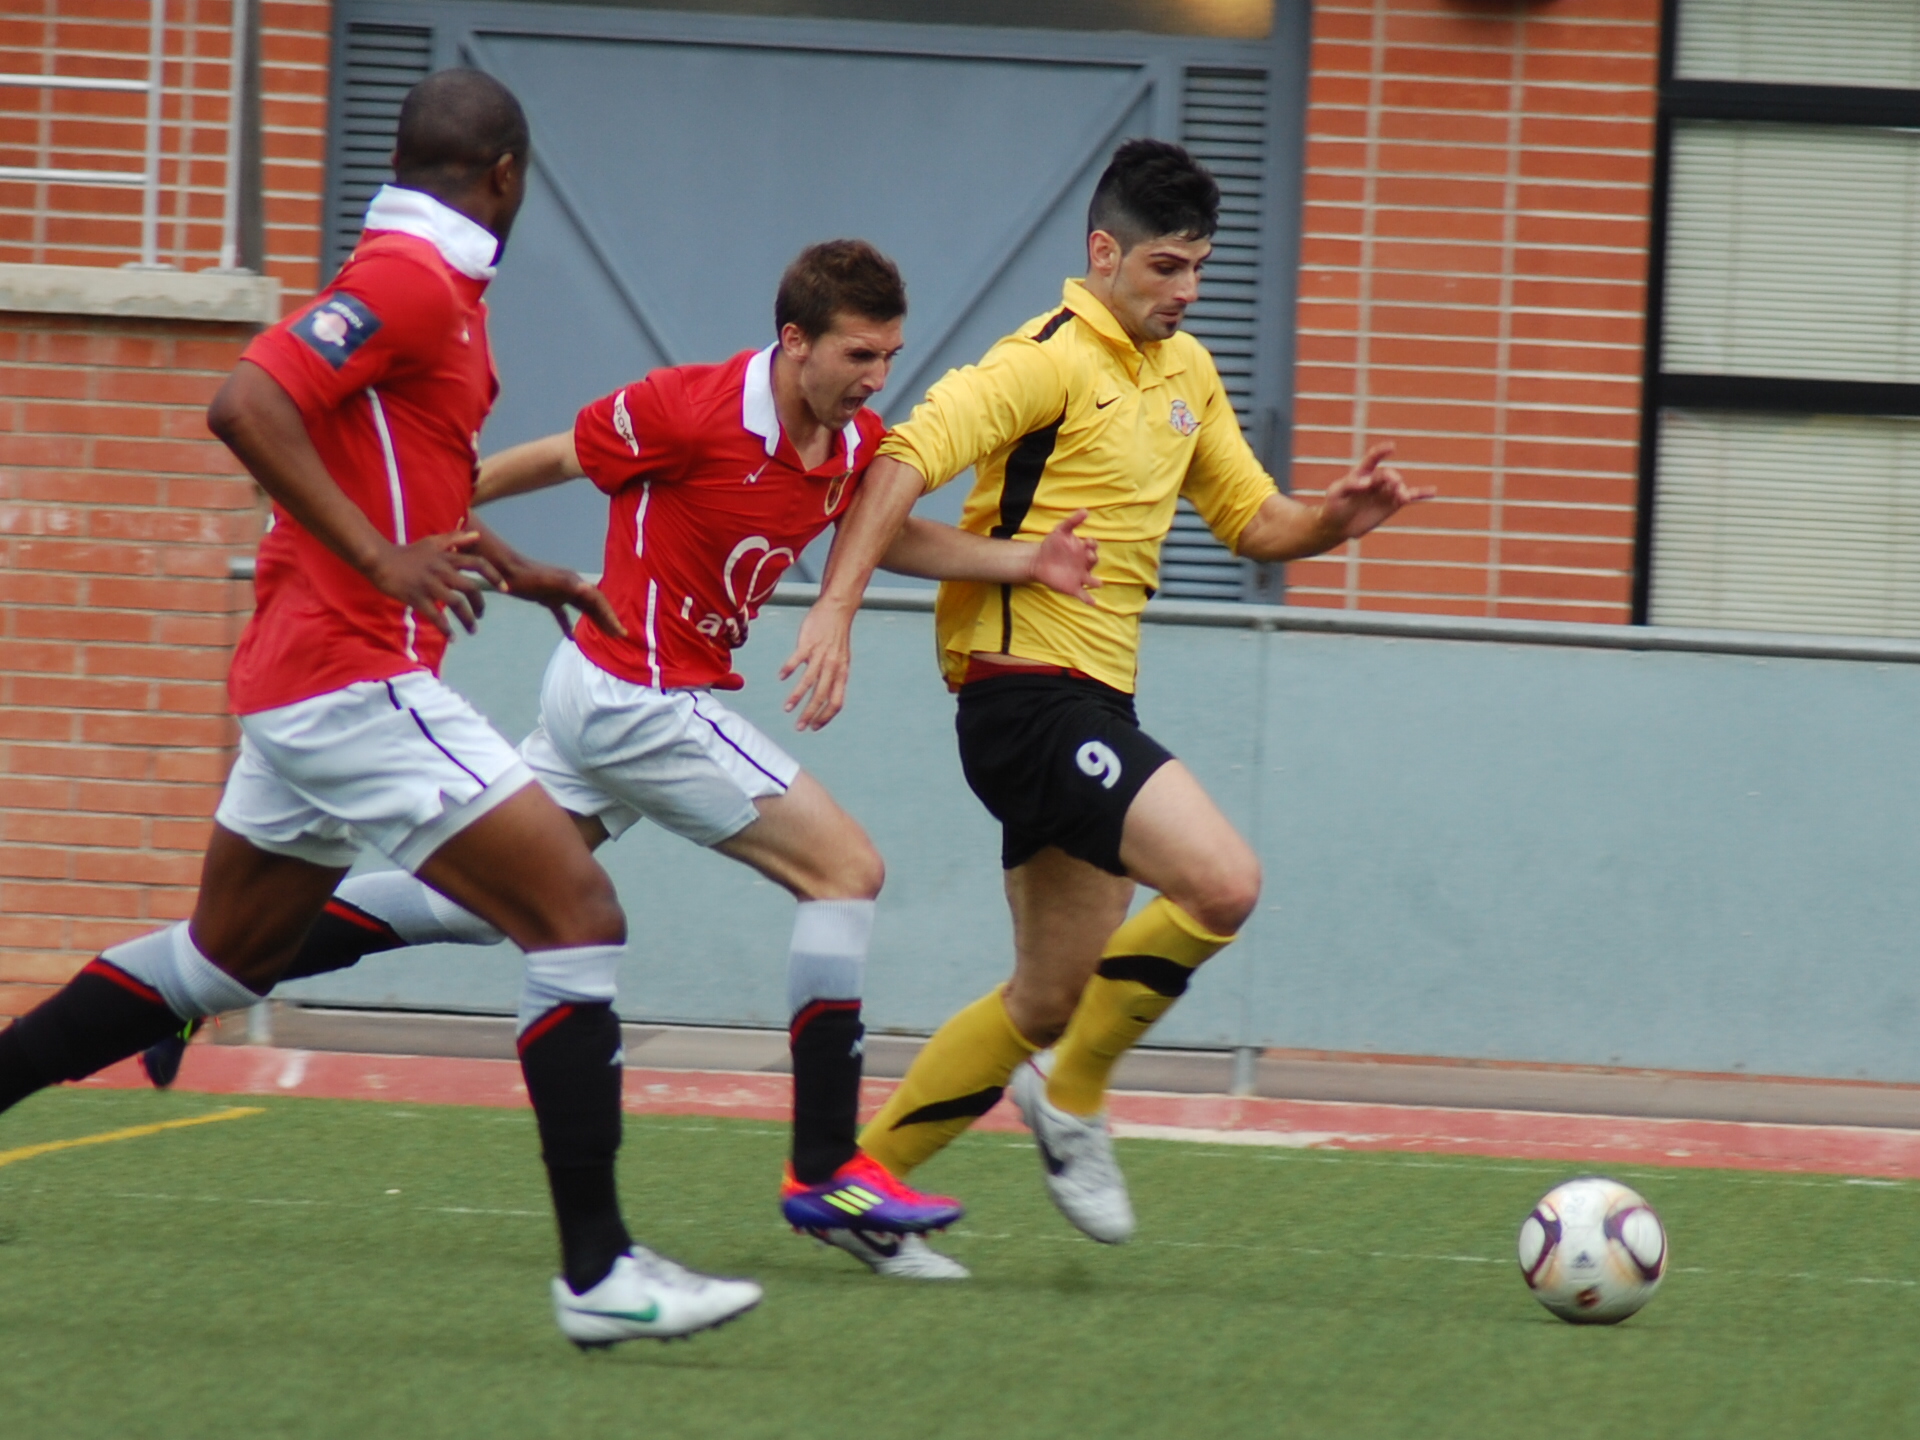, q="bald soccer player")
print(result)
[0,70,764,1348]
